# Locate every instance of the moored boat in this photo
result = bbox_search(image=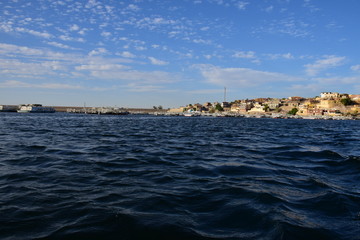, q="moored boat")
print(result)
[184,110,201,117]
[17,104,56,113]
